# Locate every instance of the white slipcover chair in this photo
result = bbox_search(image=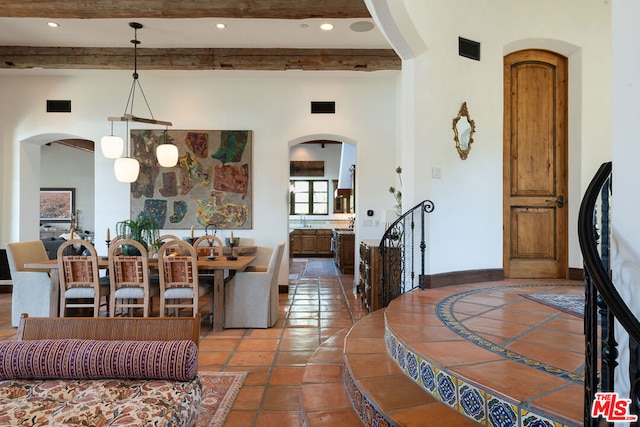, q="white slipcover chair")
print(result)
[6,240,58,327]
[224,241,285,328]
